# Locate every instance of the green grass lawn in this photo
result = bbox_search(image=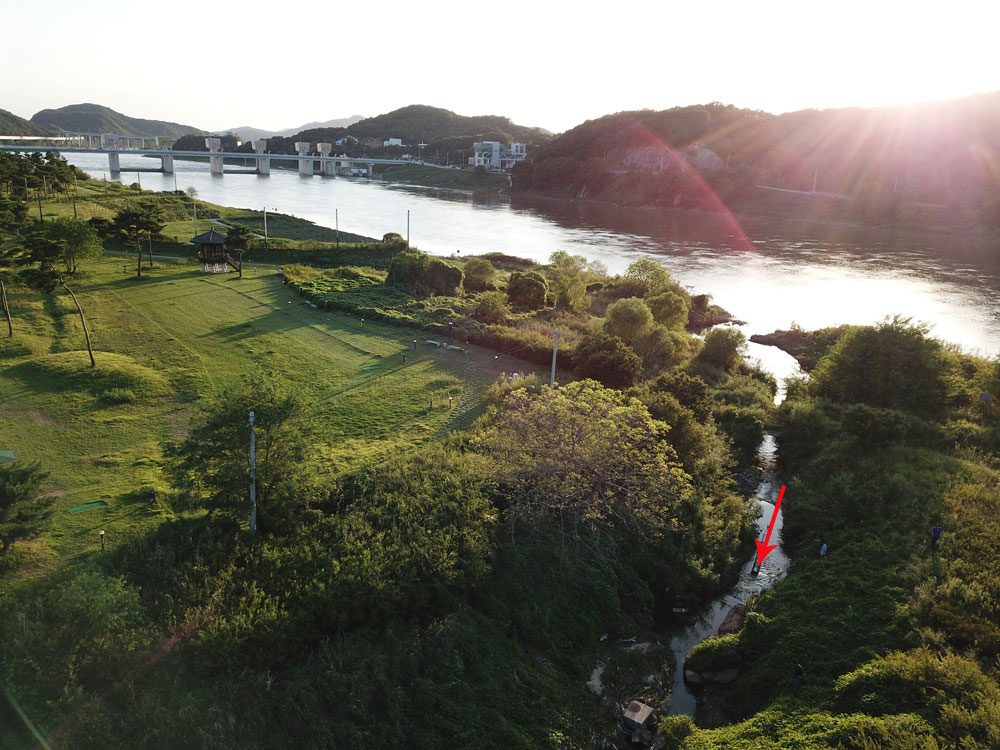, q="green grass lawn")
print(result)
[0,257,528,567]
